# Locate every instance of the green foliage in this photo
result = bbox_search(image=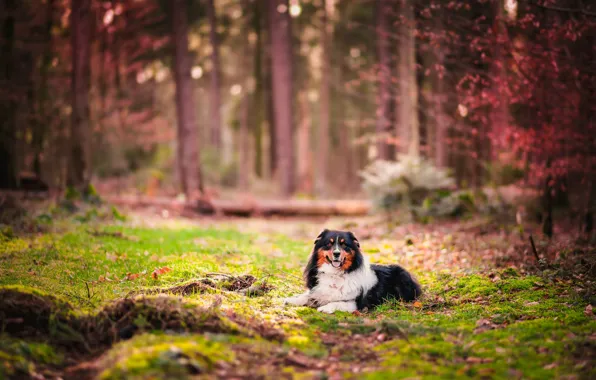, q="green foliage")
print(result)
[201,147,238,187]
